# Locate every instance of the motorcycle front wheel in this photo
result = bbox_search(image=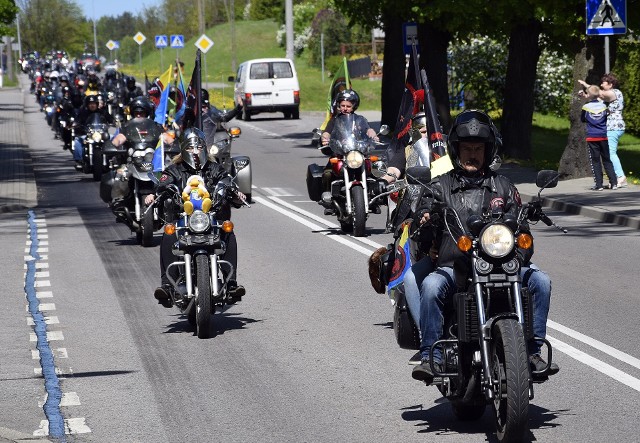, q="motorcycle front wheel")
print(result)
[92,150,103,181]
[195,254,212,339]
[140,204,154,247]
[351,186,366,237]
[492,318,529,443]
